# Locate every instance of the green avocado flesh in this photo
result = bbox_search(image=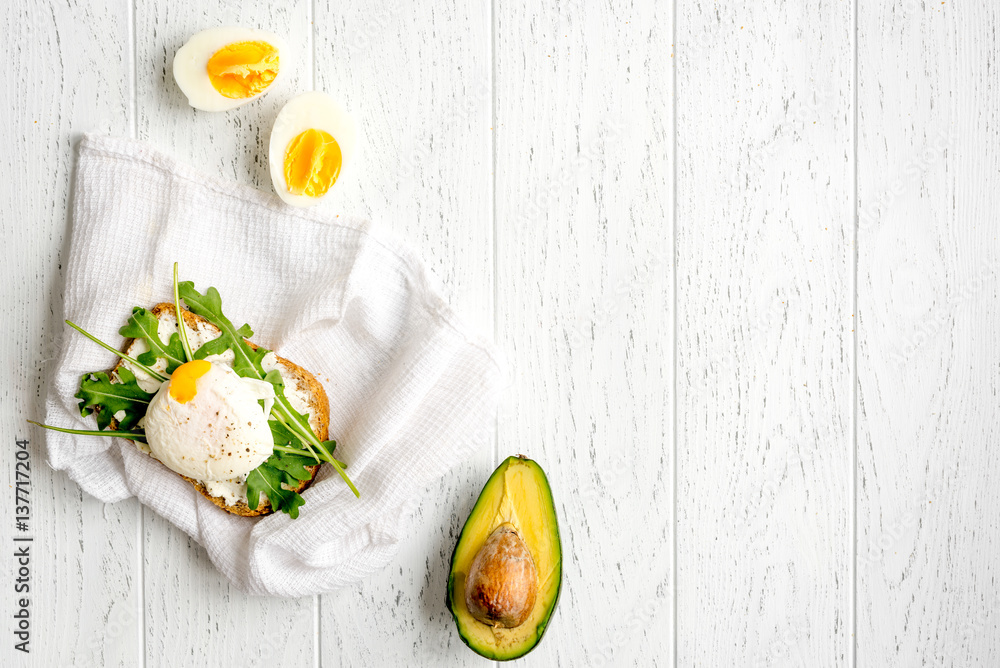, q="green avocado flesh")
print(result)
[447,456,562,661]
